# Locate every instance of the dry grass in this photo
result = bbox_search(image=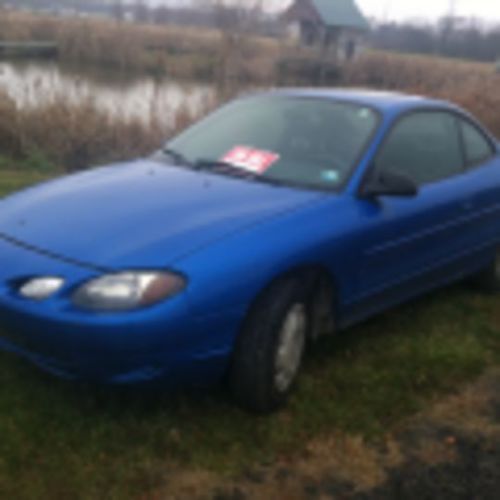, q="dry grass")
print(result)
[152,368,500,499]
[0,10,280,82]
[1,49,499,172]
[0,11,499,171]
[343,51,500,136]
[0,87,215,170]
